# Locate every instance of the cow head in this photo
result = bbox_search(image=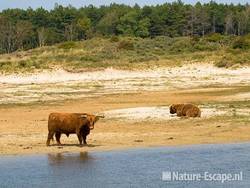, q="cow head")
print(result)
[80,114,104,130]
[169,104,177,114]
